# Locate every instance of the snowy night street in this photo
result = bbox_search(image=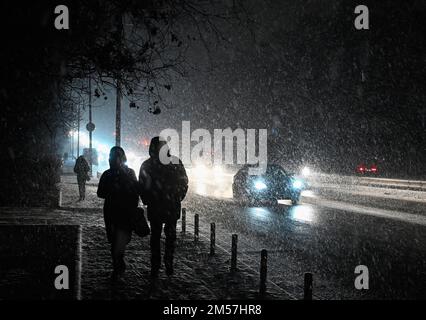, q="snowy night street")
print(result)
[65,173,426,300]
[186,183,426,300]
[1,0,426,314]
[4,174,425,300]
[139,174,426,300]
